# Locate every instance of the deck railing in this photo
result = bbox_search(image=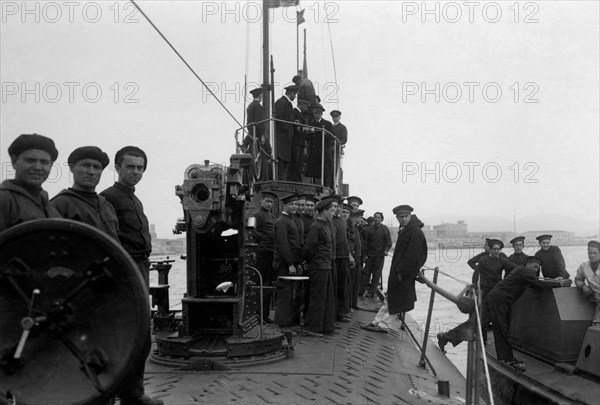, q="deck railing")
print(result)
[235,117,345,193]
